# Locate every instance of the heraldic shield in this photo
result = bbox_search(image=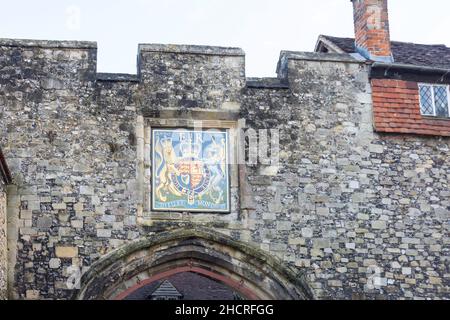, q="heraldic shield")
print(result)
[152,128,230,212]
